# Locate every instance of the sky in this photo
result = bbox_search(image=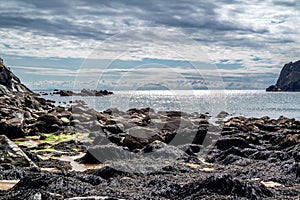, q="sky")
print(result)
[0,0,299,90]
